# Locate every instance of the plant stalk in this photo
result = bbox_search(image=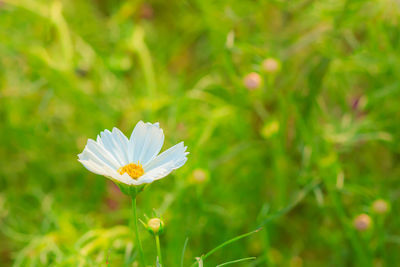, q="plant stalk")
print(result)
[132,196,146,266]
[155,234,163,266]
